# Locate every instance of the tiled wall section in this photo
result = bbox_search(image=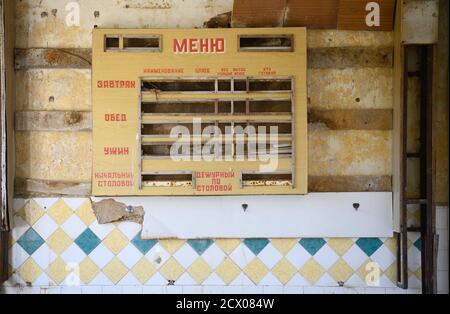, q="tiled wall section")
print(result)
[2,198,424,293]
